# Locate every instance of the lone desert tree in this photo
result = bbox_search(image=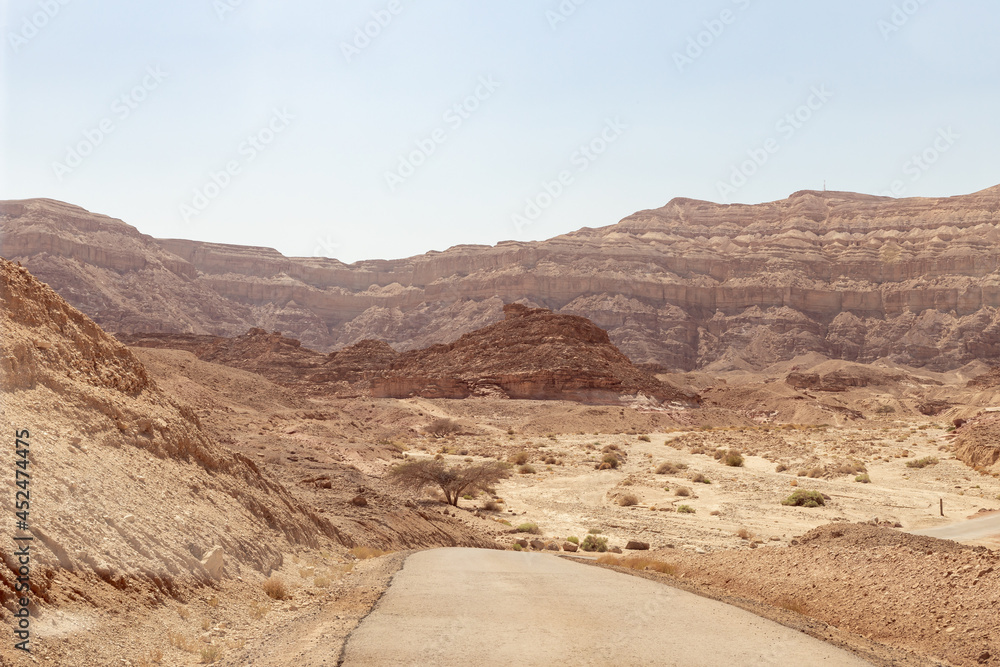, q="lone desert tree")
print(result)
[388,459,511,506]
